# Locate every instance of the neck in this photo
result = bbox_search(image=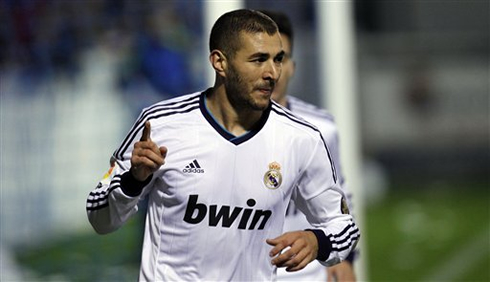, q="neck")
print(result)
[206,85,263,136]
[276,95,288,107]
